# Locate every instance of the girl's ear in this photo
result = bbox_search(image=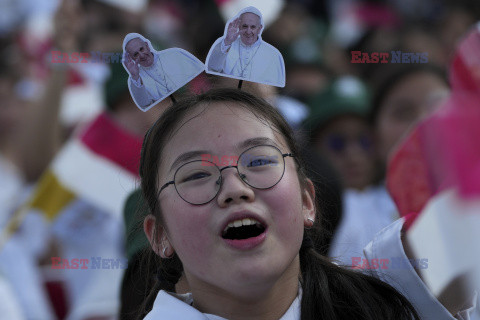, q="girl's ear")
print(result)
[144,214,174,258]
[302,178,316,227]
